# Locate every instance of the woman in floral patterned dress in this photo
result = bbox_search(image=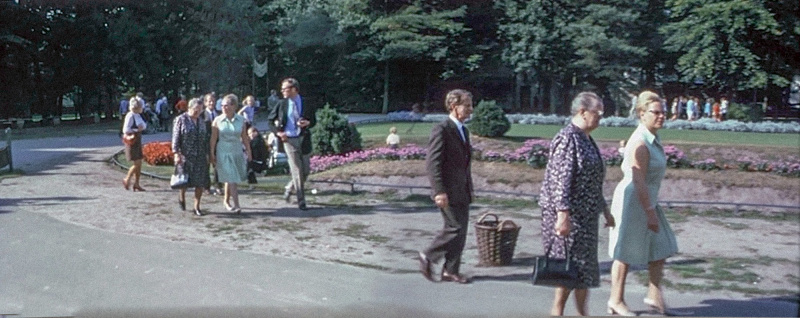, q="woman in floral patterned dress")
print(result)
[172,98,210,216]
[538,92,615,316]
